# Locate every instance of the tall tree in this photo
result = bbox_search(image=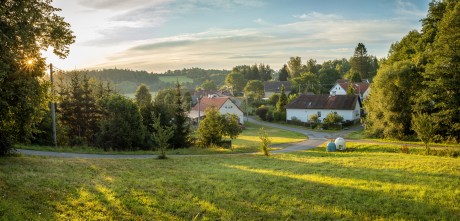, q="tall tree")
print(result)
[200,79,217,91]
[135,84,155,146]
[418,0,460,141]
[171,81,190,149]
[351,43,370,79]
[292,72,320,94]
[135,84,152,108]
[365,61,419,139]
[278,64,289,81]
[0,0,75,154]
[258,64,273,81]
[244,80,265,101]
[287,57,303,78]
[225,71,246,95]
[96,95,146,151]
